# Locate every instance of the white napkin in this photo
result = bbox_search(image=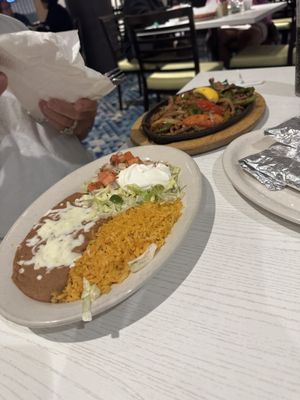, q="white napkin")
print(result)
[0,30,115,121]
